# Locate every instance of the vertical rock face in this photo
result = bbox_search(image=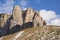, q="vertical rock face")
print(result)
[1,6,60,40]
[10,5,23,28]
[33,11,45,27]
[0,14,10,28]
[0,6,46,37]
[25,8,34,23]
[0,6,46,28]
[0,14,11,36]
